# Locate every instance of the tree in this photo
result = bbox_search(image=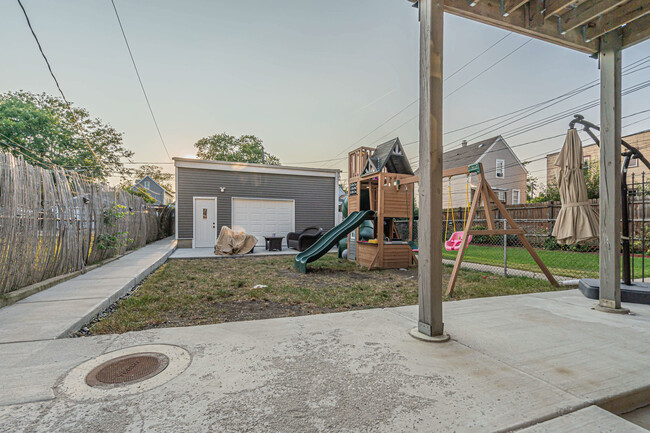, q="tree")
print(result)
[194,133,280,165]
[531,161,600,203]
[526,175,540,202]
[133,164,174,192]
[0,91,133,180]
[127,186,156,204]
